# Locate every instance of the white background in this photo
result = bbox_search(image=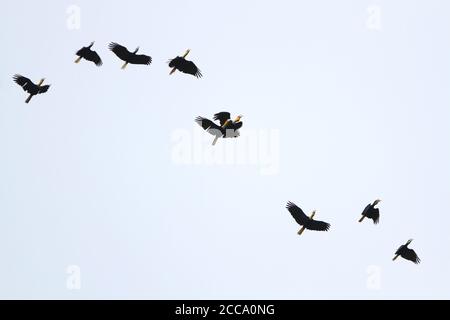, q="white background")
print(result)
[0,0,449,299]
